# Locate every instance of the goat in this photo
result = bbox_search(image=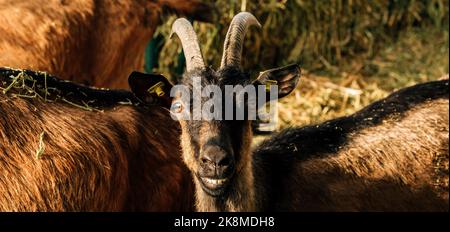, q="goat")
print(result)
[0,67,194,211]
[0,0,214,89]
[128,12,449,211]
[252,79,449,211]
